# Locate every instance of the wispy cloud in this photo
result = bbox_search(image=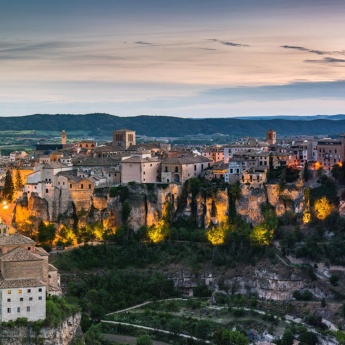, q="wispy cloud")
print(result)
[281,45,325,55]
[305,57,345,64]
[134,41,155,45]
[208,39,249,47]
[281,45,345,56]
